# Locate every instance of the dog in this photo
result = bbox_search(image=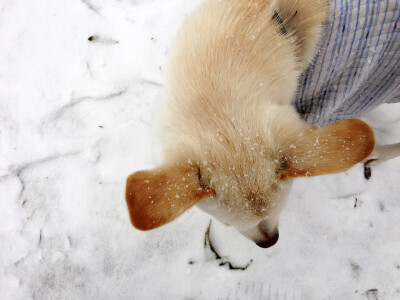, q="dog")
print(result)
[125,0,400,248]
